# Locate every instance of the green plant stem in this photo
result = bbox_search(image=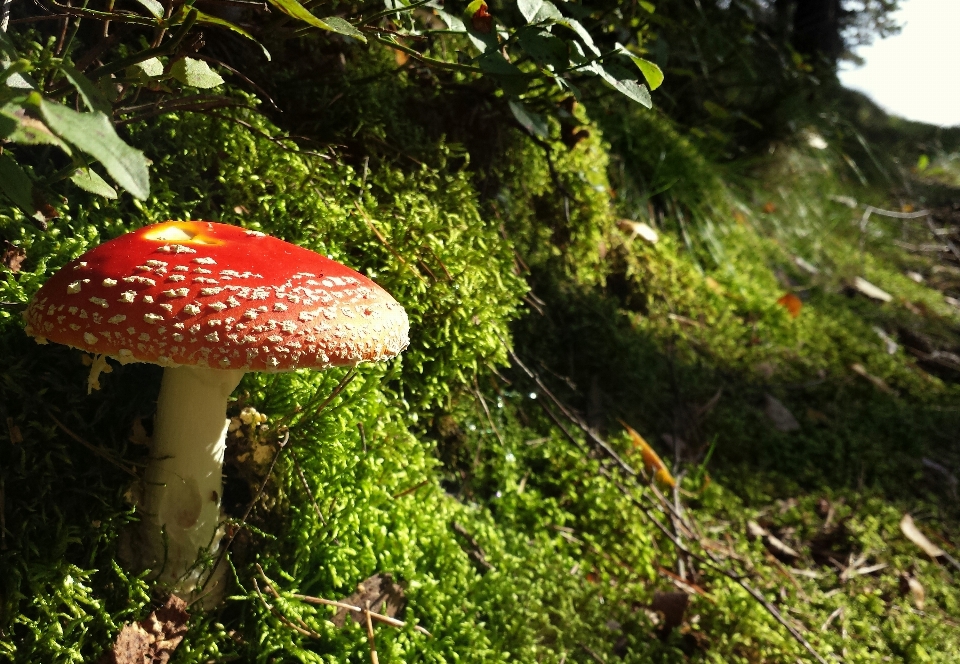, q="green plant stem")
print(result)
[367,33,483,74]
[87,8,197,81]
